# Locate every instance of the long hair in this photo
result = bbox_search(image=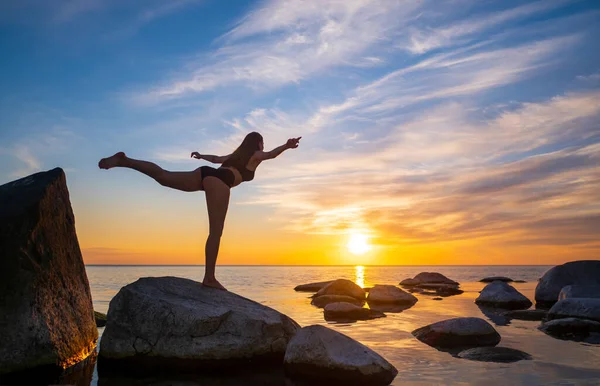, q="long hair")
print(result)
[222,132,263,168]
